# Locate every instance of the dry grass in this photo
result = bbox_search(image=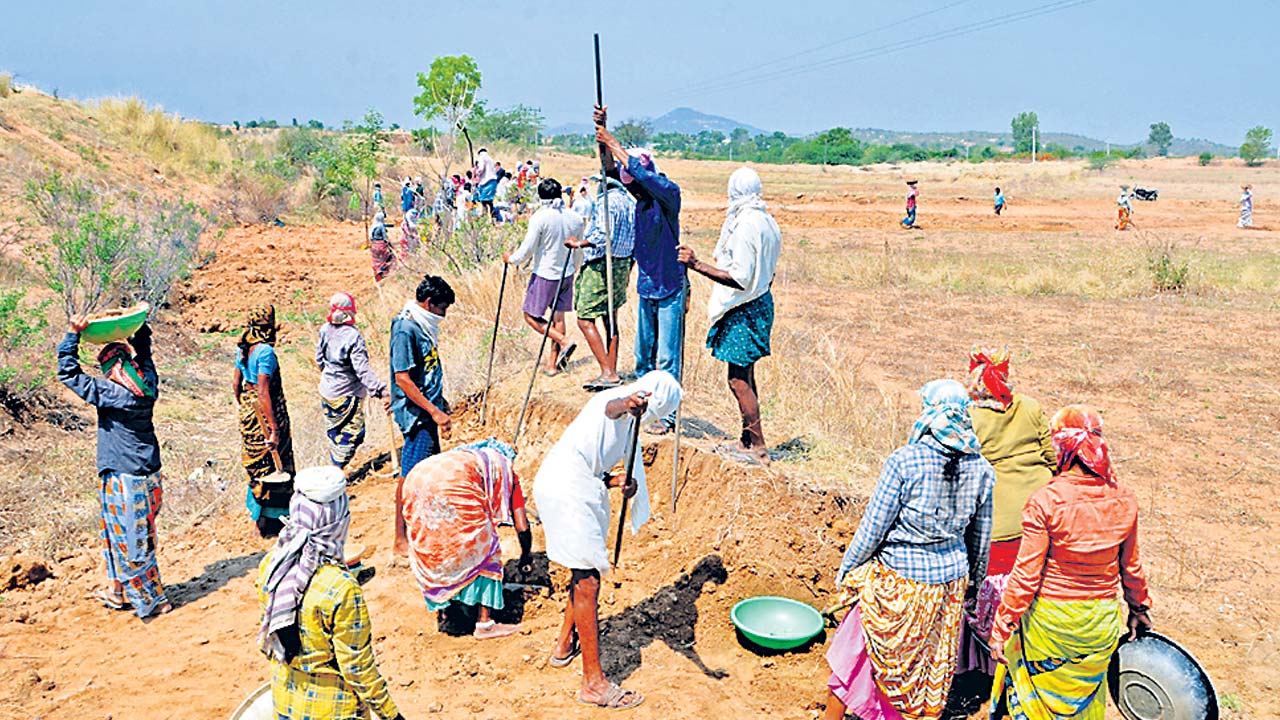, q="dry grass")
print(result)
[93,97,232,175]
[0,72,12,99]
